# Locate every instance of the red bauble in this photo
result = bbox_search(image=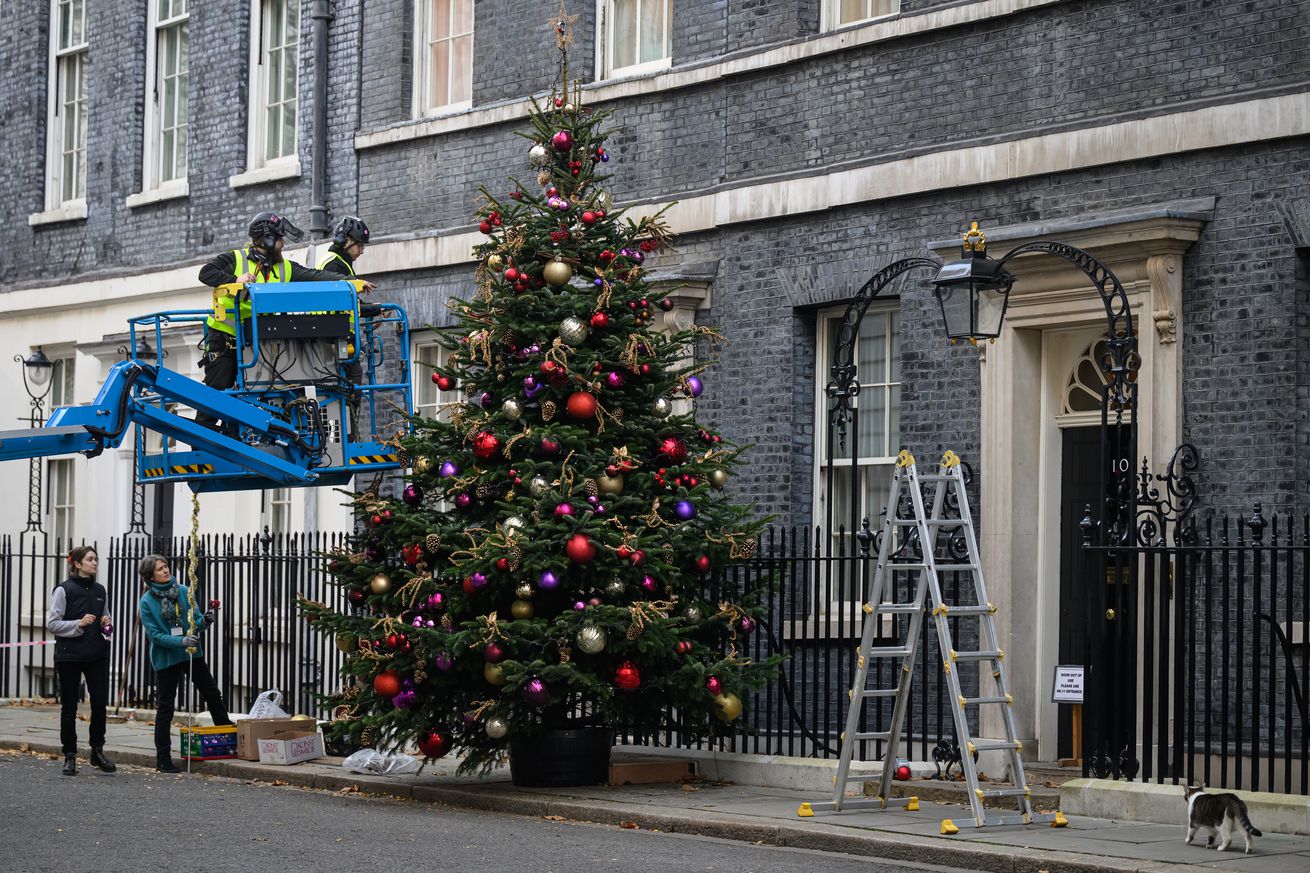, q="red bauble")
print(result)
[418,731,451,759]
[484,642,505,663]
[599,249,615,263]
[540,360,560,376]
[616,545,632,559]
[639,363,653,377]
[894,763,912,781]
[370,514,383,527]
[473,431,501,460]
[478,220,492,234]
[676,640,693,655]
[694,555,712,574]
[581,211,596,225]
[565,533,597,564]
[590,311,609,329]
[373,670,402,698]
[504,267,520,281]
[401,544,423,566]
[347,589,366,604]
[614,661,641,691]
[658,437,688,465]
[495,557,509,572]
[630,549,646,566]
[436,375,455,391]
[540,437,561,455]
[462,577,478,595]
[566,391,598,420]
